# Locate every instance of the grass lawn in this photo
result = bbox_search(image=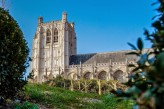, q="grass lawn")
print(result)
[24,83,133,109]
